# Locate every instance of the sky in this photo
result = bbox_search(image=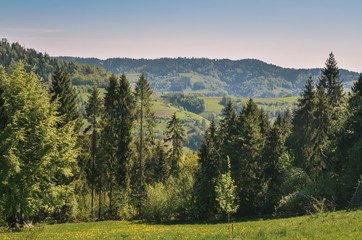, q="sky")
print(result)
[1,0,362,71]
